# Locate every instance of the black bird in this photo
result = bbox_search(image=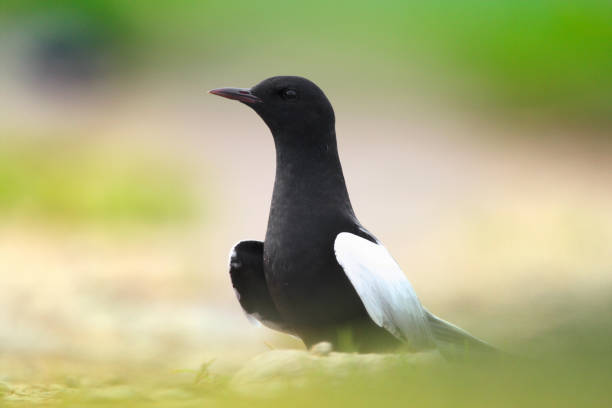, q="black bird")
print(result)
[211,76,494,355]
